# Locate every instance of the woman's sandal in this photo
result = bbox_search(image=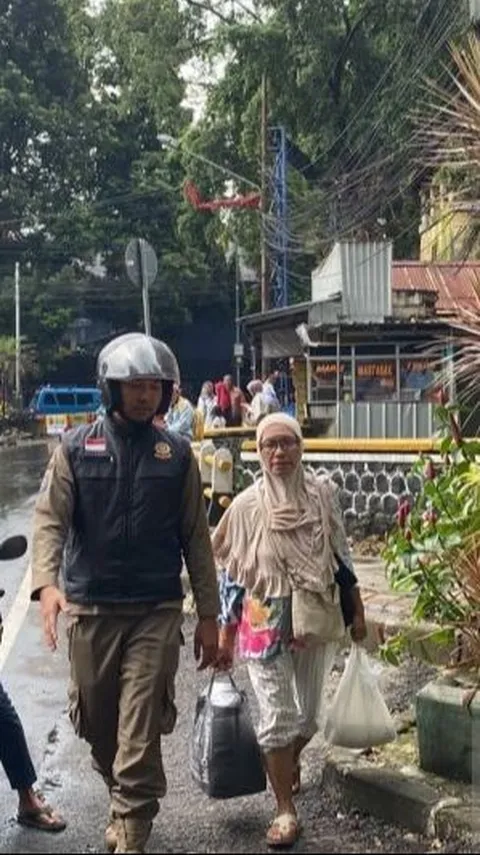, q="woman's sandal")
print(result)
[266,812,300,848]
[17,797,66,833]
